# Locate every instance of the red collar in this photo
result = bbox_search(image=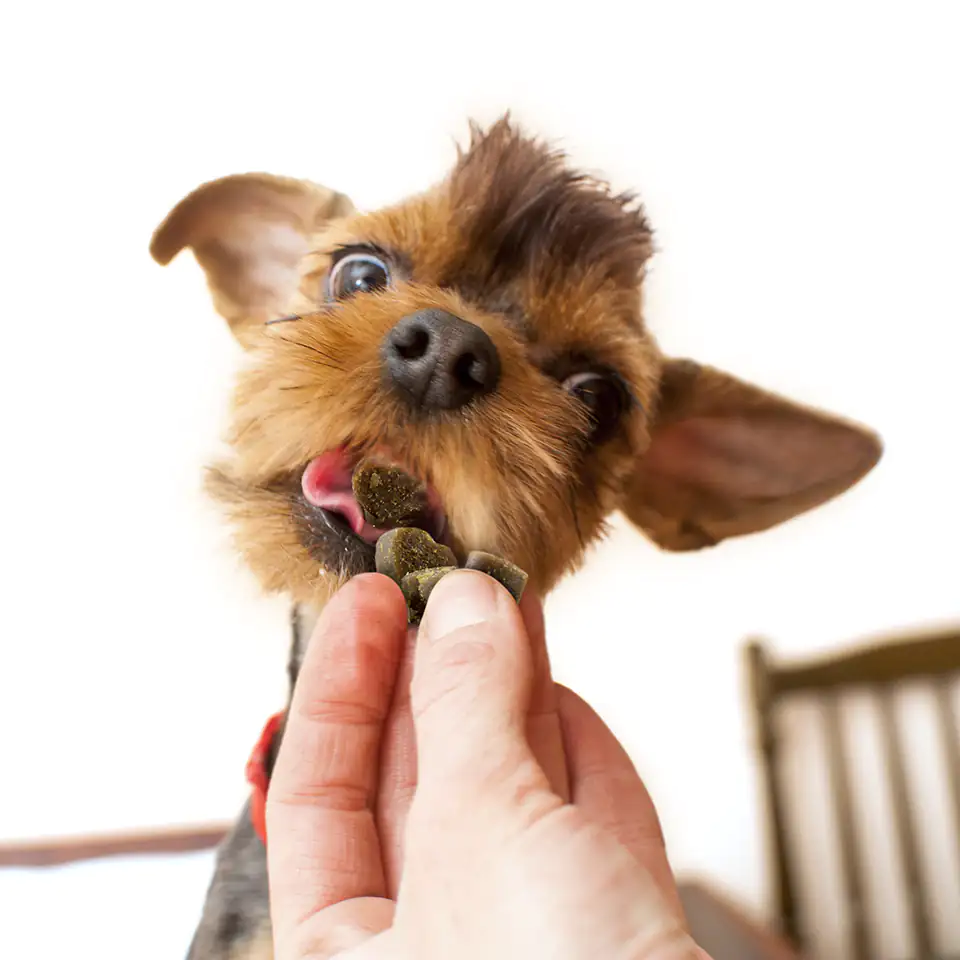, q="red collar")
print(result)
[245,711,285,846]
